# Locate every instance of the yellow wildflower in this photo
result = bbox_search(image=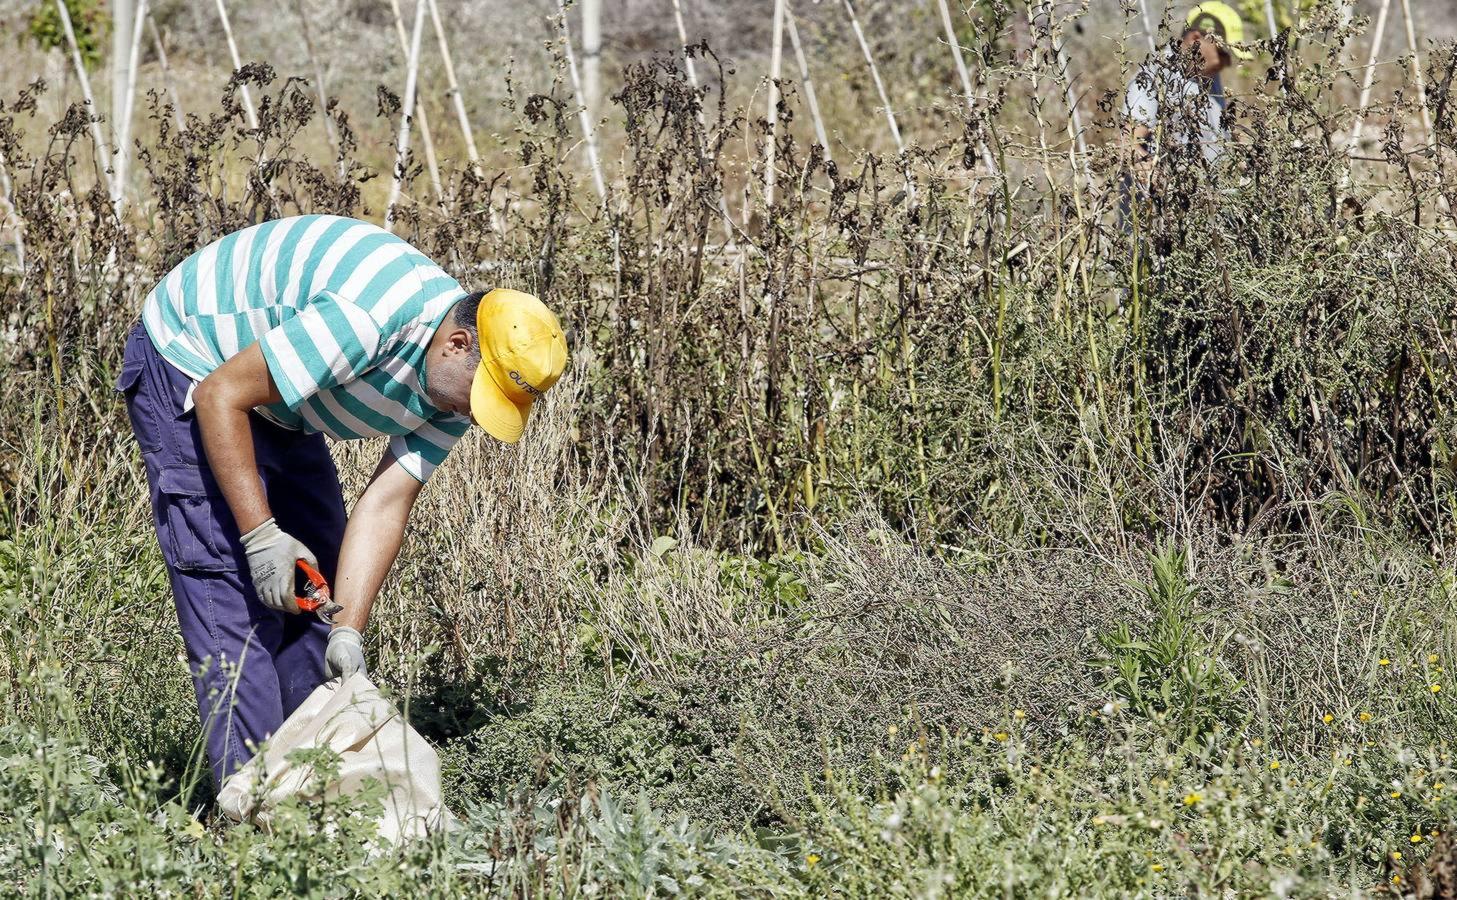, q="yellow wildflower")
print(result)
[1269,760,1281,771]
[806,853,820,867]
[1322,713,1334,724]
[1394,851,1403,860]
[1183,792,1202,806]
[1391,791,1403,799]
[1411,834,1423,843]
[1013,709,1026,721]
[1151,864,1164,873]
[1432,684,1443,693]
[1431,654,1441,664]
[994,732,1009,742]
[1380,658,1391,667]
[1359,712,1373,722]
